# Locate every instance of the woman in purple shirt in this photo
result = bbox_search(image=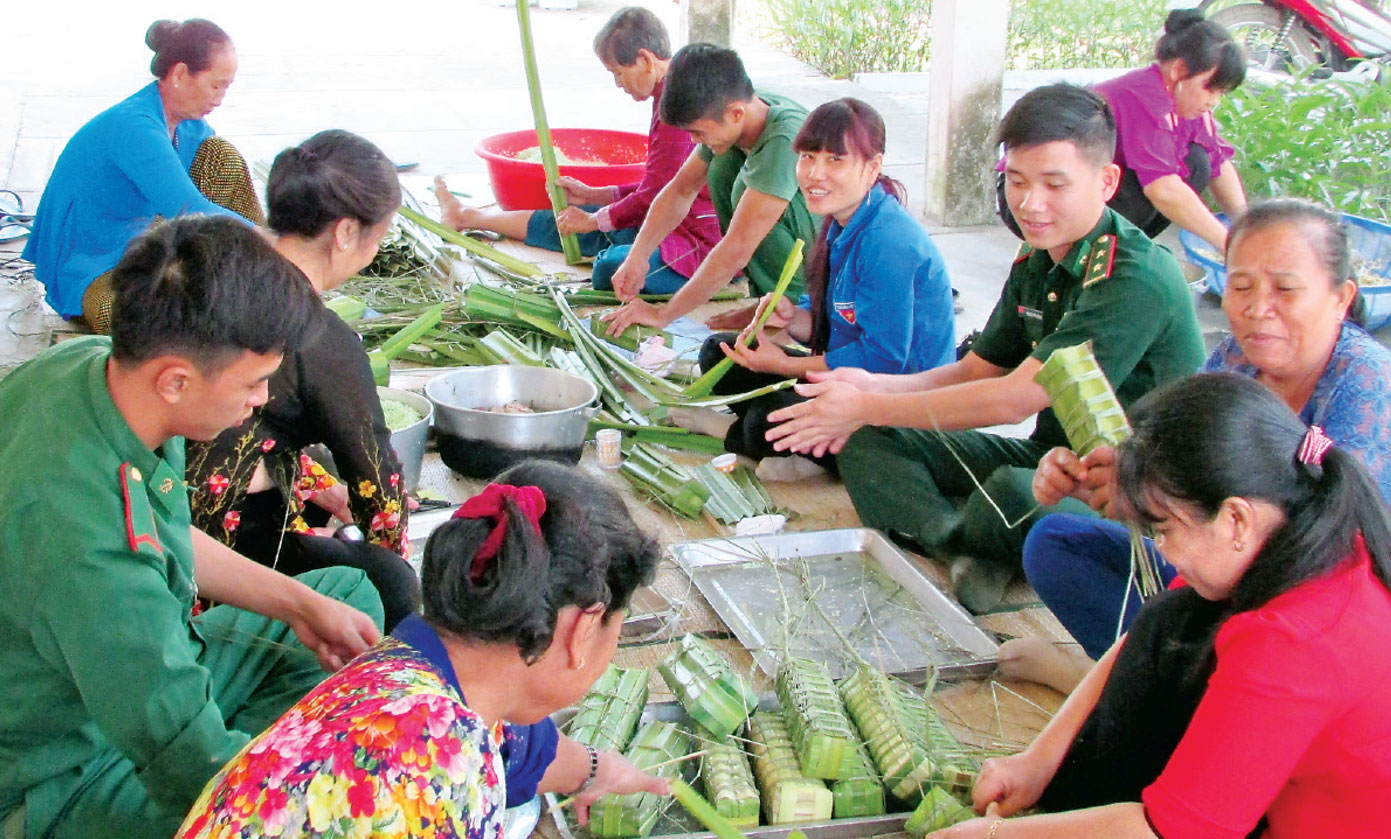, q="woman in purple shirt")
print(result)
[434,7,720,294]
[997,11,1249,253]
[1094,10,1250,251]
